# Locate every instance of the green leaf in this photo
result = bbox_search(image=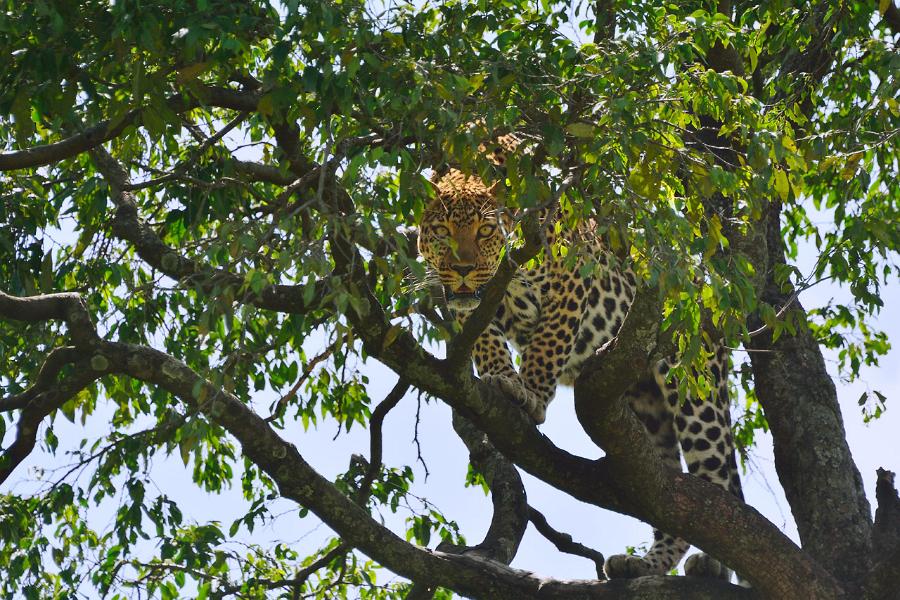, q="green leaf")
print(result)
[179,435,197,467]
[565,122,597,138]
[774,168,790,201]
